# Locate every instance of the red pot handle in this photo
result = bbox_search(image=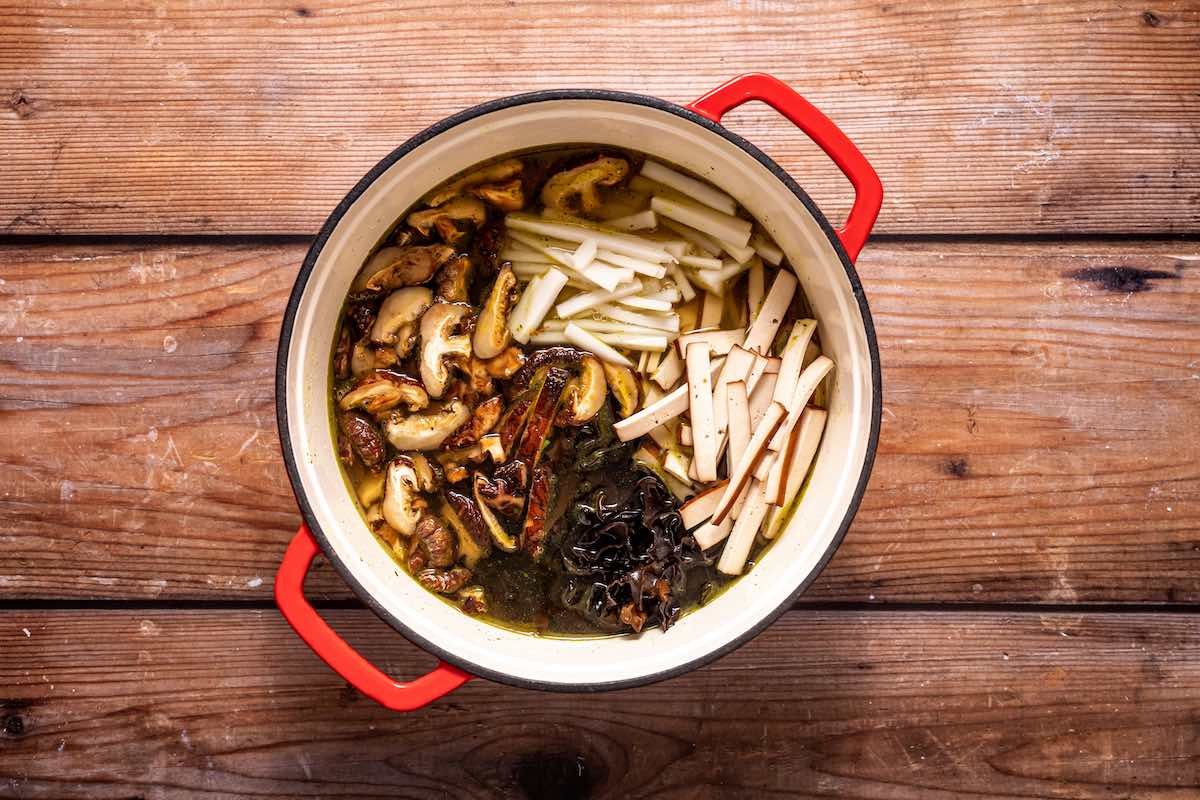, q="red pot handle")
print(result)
[688,73,883,263]
[275,525,473,711]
